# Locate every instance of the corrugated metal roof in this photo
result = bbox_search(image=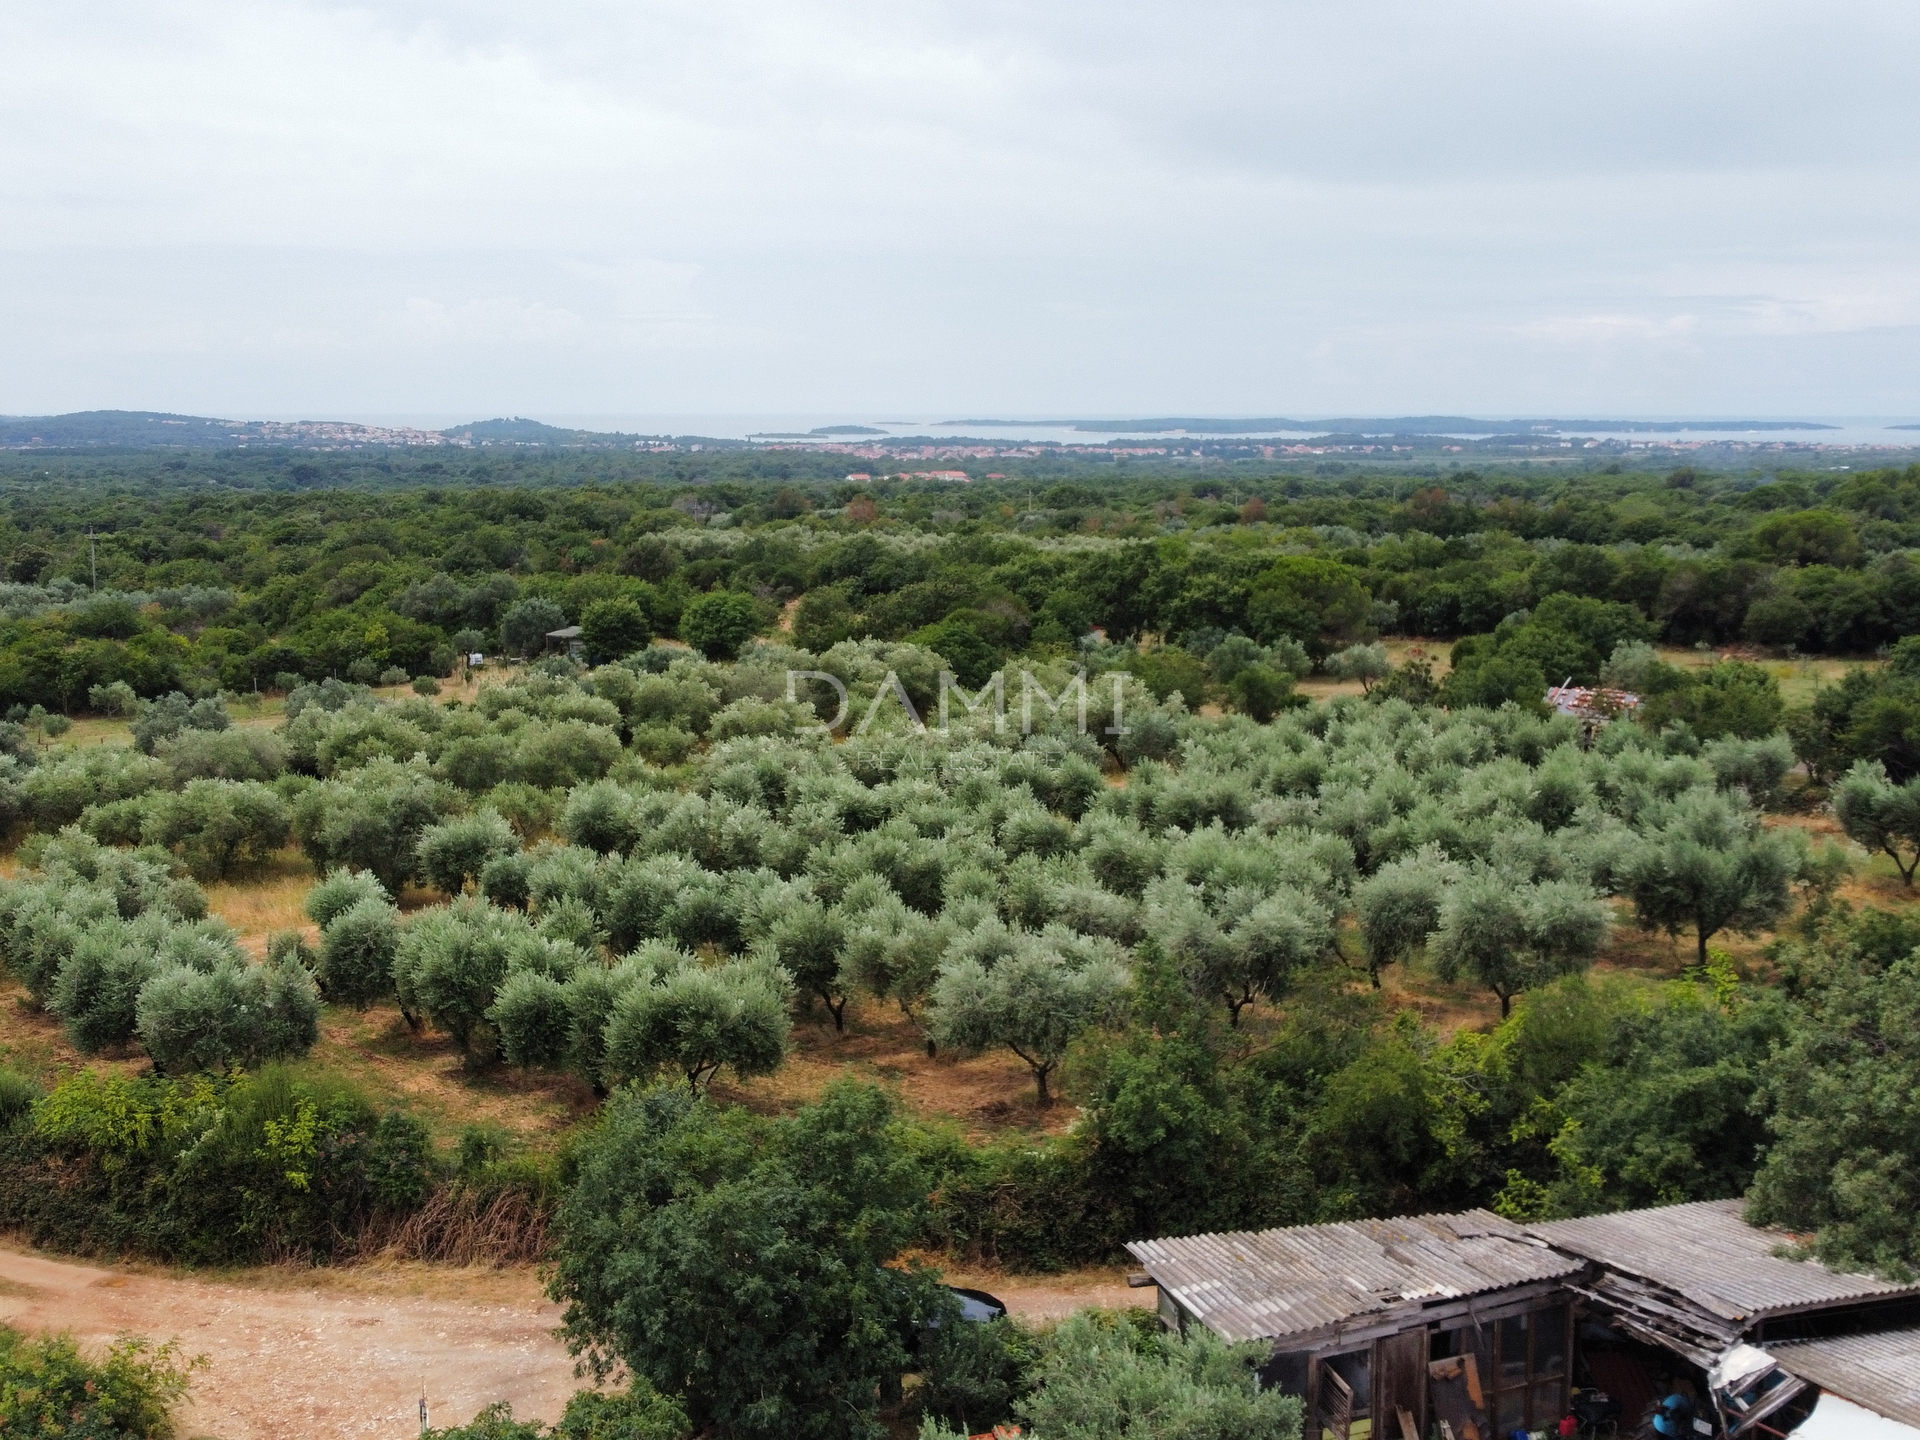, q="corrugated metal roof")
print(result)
[1125,1210,1581,1345]
[1529,1200,1920,1322]
[1777,1328,1920,1428]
